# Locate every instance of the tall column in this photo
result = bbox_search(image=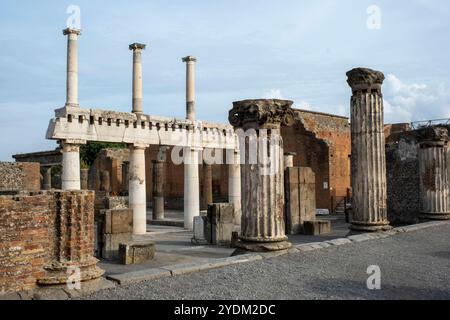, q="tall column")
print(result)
[80,168,89,190]
[347,68,391,232]
[129,43,146,114]
[228,150,242,225]
[152,159,165,220]
[201,163,213,211]
[43,167,52,190]
[63,28,81,107]
[182,56,197,121]
[61,141,81,191]
[228,99,295,251]
[129,145,148,235]
[184,148,200,230]
[417,126,450,220]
